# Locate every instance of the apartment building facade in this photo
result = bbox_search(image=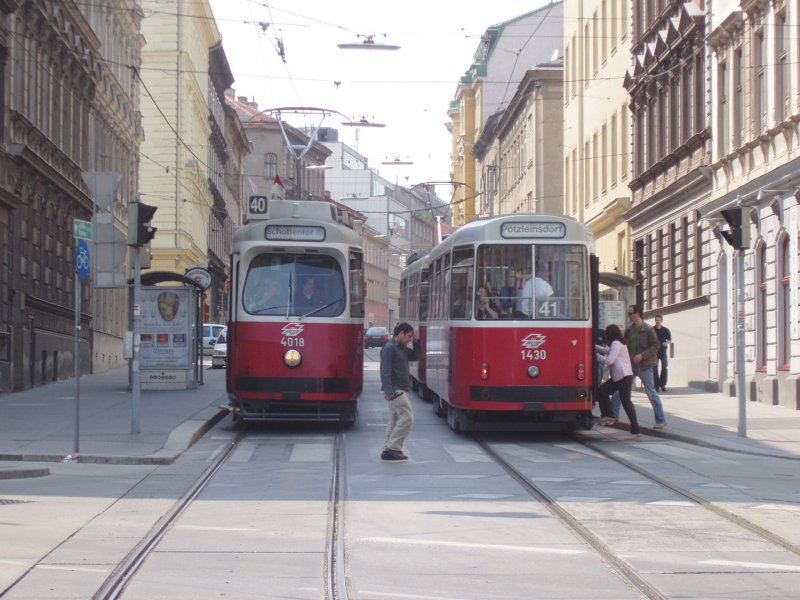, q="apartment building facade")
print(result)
[563,0,632,277]
[624,1,713,388]
[0,0,143,390]
[472,63,564,219]
[704,0,800,407]
[448,2,564,226]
